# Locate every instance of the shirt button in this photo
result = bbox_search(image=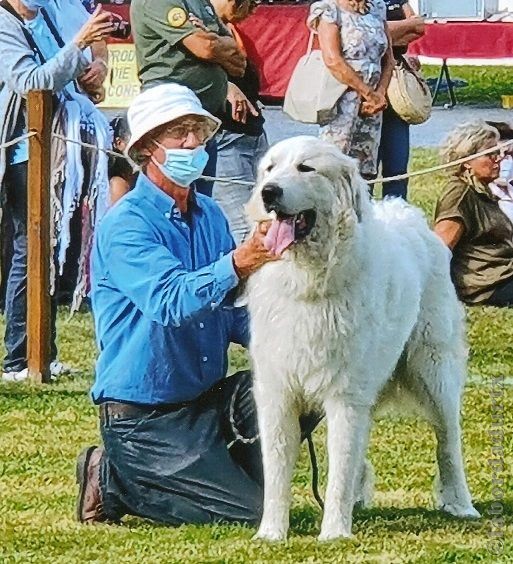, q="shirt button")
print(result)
[199,322,204,329]
[202,356,208,362]
[164,212,171,219]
